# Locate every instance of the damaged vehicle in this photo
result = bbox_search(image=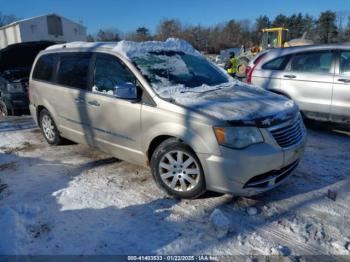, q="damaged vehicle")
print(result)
[29,39,307,198]
[0,41,55,116]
